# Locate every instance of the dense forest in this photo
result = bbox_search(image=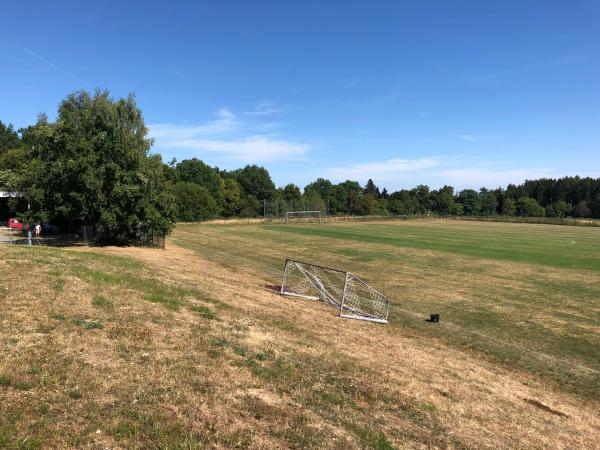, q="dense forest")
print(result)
[1,91,600,242]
